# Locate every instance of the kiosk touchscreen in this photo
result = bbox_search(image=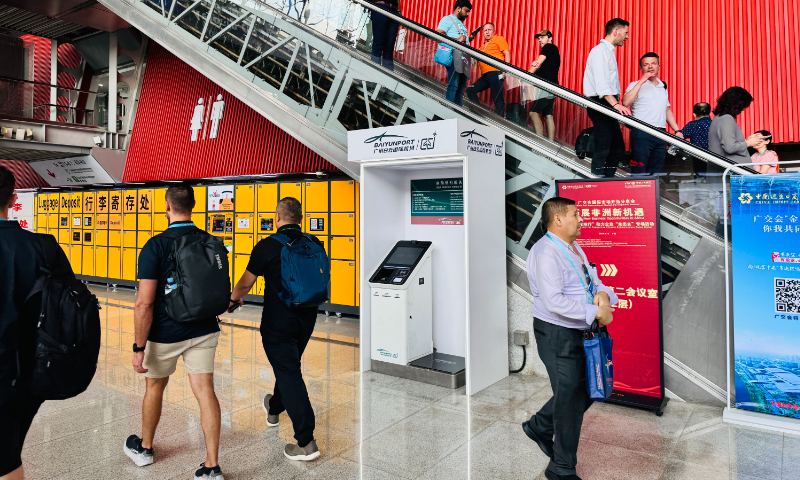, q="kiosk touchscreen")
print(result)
[369,241,432,366]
